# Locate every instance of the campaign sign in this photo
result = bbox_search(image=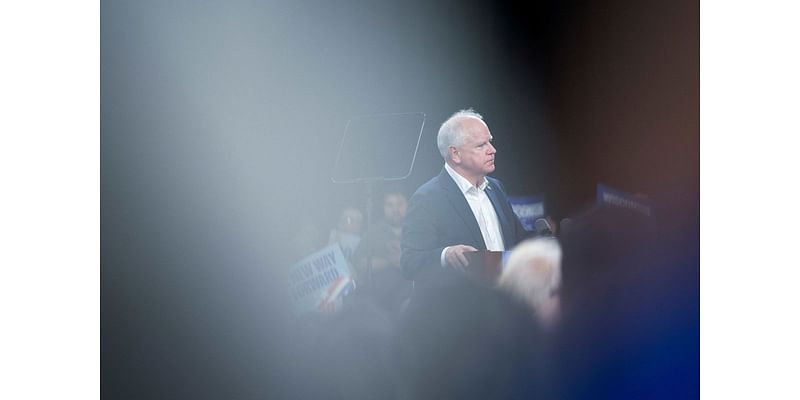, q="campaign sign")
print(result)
[289,244,356,316]
[596,183,653,217]
[509,195,545,232]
